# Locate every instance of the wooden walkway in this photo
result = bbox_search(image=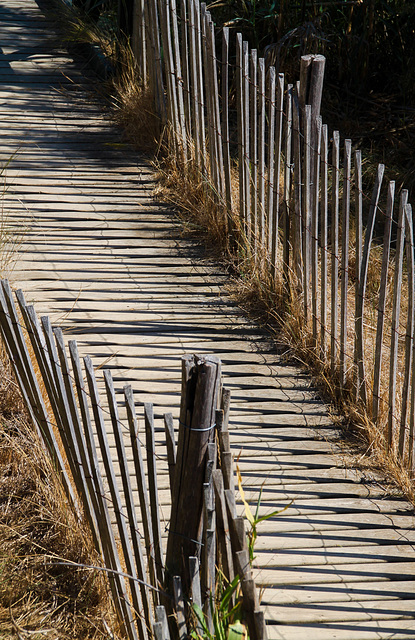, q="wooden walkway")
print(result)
[1,1,415,637]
